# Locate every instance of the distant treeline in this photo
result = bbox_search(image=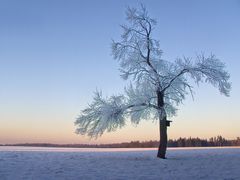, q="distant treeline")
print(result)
[168,136,240,147]
[1,136,240,148]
